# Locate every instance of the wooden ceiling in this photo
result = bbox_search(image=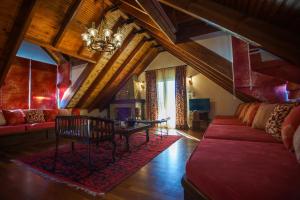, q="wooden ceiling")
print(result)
[0,0,299,110]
